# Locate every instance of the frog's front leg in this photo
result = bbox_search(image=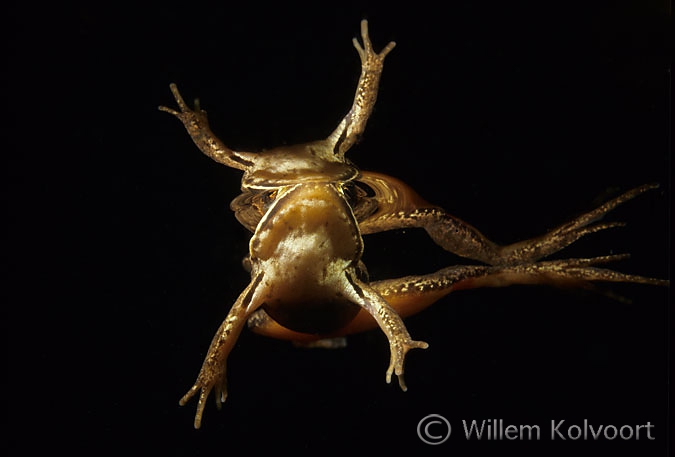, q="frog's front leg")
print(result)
[159,84,256,171]
[344,273,428,390]
[325,20,396,159]
[358,172,659,267]
[180,274,265,429]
